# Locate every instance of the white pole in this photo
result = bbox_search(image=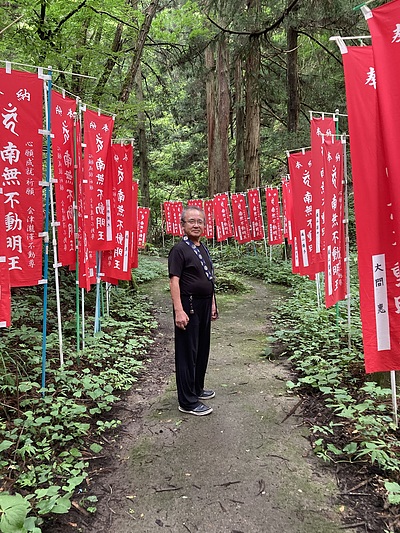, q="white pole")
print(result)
[342,136,352,350]
[316,273,321,308]
[44,77,64,367]
[81,287,86,349]
[391,371,398,428]
[106,281,110,315]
